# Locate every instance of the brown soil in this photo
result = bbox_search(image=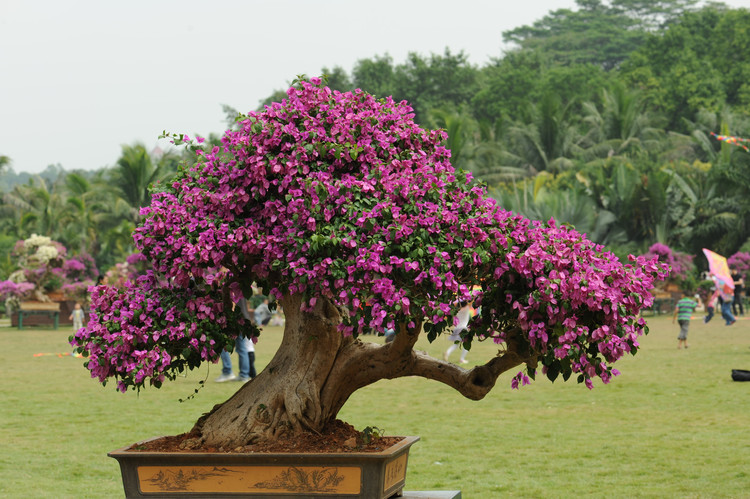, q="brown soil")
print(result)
[130,419,403,454]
